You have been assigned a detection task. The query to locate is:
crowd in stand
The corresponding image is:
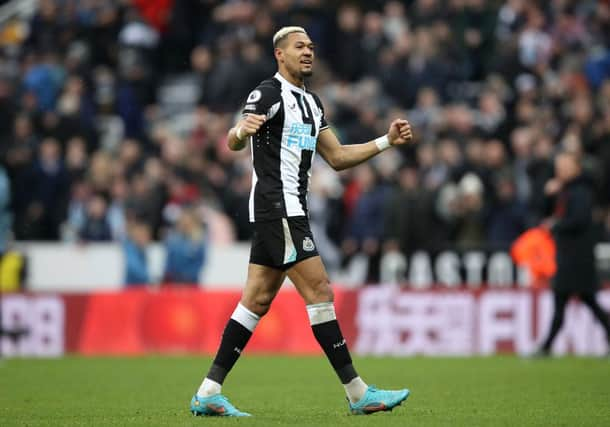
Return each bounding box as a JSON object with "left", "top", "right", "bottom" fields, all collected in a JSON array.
[{"left": 0, "top": 0, "right": 609, "bottom": 282}]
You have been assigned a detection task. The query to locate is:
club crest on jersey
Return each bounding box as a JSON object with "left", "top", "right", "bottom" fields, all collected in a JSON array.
[
  {"left": 247, "top": 90, "right": 262, "bottom": 103},
  {"left": 303, "top": 237, "right": 315, "bottom": 252}
]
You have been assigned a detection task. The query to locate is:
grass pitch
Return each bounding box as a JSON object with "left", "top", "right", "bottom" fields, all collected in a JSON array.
[{"left": 0, "top": 355, "right": 609, "bottom": 426}]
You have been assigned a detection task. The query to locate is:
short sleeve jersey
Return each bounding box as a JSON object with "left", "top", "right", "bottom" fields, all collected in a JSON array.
[{"left": 241, "top": 72, "right": 329, "bottom": 223}]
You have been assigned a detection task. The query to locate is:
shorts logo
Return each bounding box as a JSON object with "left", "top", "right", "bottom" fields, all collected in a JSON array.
[
  {"left": 247, "top": 90, "right": 262, "bottom": 103},
  {"left": 303, "top": 237, "right": 315, "bottom": 252}
]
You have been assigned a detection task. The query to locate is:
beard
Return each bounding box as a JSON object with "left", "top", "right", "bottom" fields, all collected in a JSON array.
[{"left": 301, "top": 68, "right": 313, "bottom": 77}]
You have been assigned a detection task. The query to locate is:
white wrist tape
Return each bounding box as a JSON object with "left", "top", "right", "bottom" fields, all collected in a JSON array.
[
  {"left": 236, "top": 126, "right": 245, "bottom": 141},
  {"left": 374, "top": 134, "right": 391, "bottom": 152}
]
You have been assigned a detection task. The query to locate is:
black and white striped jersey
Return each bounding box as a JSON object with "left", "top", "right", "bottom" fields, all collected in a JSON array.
[{"left": 242, "top": 72, "right": 329, "bottom": 223}]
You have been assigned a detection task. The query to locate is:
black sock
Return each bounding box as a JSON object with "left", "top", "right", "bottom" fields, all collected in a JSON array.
[
  {"left": 206, "top": 319, "right": 252, "bottom": 384},
  {"left": 542, "top": 291, "right": 569, "bottom": 351},
  {"left": 311, "top": 319, "right": 358, "bottom": 384}
]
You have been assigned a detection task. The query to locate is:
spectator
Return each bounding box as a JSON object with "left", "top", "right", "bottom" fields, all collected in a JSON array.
[
  {"left": 331, "top": 4, "right": 363, "bottom": 81},
  {"left": 79, "top": 193, "right": 112, "bottom": 242},
  {"left": 18, "top": 138, "right": 68, "bottom": 240},
  {"left": 125, "top": 171, "right": 165, "bottom": 238},
  {"left": 62, "top": 179, "right": 90, "bottom": 242},
  {"left": 107, "top": 177, "right": 128, "bottom": 240},
  {"left": 510, "top": 127, "right": 533, "bottom": 203},
  {"left": 65, "top": 136, "right": 88, "bottom": 187},
  {"left": 22, "top": 52, "right": 65, "bottom": 112},
  {"left": 360, "top": 11, "right": 390, "bottom": 77},
  {"left": 383, "top": 164, "right": 444, "bottom": 256},
  {"left": 163, "top": 208, "right": 206, "bottom": 284},
  {"left": 454, "top": 172, "right": 486, "bottom": 250},
  {"left": 407, "top": 87, "right": 443, "bottom": 142},
  {"left": 191, "top": 45, "right": 223, "bottom": 108},
  {"left": 486, "top": 174, "right": 528, "bottom": 249},
  {"left": 518, "top": 6, "right": 552, "bottom": 70},
  {"left": 342, "top": 163, "right": 388, "bottom": 281},
  {"left": 123, "top": 220, "right": 151, "bottom": 286}
]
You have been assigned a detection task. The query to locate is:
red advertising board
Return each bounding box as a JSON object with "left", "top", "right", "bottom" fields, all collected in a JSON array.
[{"left": 1, "top": 287, "right": 609, "bottom": 357}]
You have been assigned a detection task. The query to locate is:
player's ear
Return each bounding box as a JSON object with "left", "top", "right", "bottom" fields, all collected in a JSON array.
[{"left": 274, "top": 47, "right": 284, "bottom": 63}]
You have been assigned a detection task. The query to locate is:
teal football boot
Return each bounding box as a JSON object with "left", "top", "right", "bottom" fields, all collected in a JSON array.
[
  {"left": 190, "top": 394, "right": 251, "bottom": 417},
  {"left": 348, "top": 386, "right": 410, "bottom": 415}
]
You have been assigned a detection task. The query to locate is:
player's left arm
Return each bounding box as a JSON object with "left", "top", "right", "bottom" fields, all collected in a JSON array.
[{"left": 316, "top": 119, "right": 414, "bottom": 171}]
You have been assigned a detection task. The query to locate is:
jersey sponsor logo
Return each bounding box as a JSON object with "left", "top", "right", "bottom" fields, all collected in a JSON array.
[
  {"left": 303, "top": 236, "right": 315, "bottom": 252},
  {"left": 247, "top": 90, "right": 262, "bottom": 103},
  {"left": 244, "top": 104, "right": 256, "bottom": 111},
  {"left": 286, "top": 123, "right": 316, "bottom": 151}
]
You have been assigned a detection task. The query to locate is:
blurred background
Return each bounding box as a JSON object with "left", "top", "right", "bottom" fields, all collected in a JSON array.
[{"left": 1, "top": 0, "right": 610, "bottom": 357}]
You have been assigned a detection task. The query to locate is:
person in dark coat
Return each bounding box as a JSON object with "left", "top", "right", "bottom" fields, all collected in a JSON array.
[
  {"left": 78, "top": 193, "right": 112, "bottom": 242},
  {"left": 383, "top": 164, "right": 445, "bottom": 256},
  {"left": 537, "top": 152, "right": 610, "bottom": 355}
]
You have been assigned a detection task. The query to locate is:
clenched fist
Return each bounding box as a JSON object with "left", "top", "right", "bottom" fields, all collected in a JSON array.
[
  {"left": 388, "top": 119, "right": 414, "bottom": 146},
  {"left": 237, "top": 114, "right": 266, "bottom": 140}
]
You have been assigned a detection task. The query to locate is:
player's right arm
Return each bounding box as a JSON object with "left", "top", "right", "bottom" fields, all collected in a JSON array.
[
  {"left": 227, "top": 83, "right": 281, "bottom": 151},
  {"left": 228, "top": 114, "right": 266, "bottom": 151}
]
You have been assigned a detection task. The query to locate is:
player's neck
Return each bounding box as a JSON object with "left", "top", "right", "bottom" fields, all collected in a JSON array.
[{"left": 278, "top": 69, "right": 304, "bottom": 89}]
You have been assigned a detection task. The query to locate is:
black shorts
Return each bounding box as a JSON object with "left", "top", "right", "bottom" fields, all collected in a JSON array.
[{"left": 249, "top": 216, "right": 319, "bottom": 271}]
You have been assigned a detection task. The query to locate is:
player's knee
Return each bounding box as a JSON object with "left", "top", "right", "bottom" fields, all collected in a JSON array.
[
  {"left": 242, "top": 292, "right": 275, "bottom": 317},
  {"left": 255, "top": 292, "right": 275, "bottom": 315}
]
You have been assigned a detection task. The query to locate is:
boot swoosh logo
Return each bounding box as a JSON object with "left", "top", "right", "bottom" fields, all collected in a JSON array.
[
  {"left": 363, "top": 403, "right": 387, "bottom": 412},
  {"left": 207, "top": 404, "right": 227, "bottom": 414}
]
